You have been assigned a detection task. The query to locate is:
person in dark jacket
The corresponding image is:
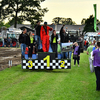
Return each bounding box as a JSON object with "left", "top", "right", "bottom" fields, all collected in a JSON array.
[
  {"left": 60, "top": 25, "right": 66, "bottom": 43},
  {"left": 19, "top": 28, "right": 27, "bottom": 59},
  {"left": 34, "top": 21, "right": 41, "bottom": 50},
  {"left": 73, "top": 42, "right": 80, "bottom": 67},
  {"left": 27, "top": 31, "right": 37, "bottom": 59},
  {"left": 60, "top": 25, "right": 69, "bottom": 59},
  {"left": 51, "top": 30, "right": 58, "bottom": 58}
]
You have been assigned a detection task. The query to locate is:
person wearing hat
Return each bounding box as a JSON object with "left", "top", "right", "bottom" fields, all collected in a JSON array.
[
  {"left": 40, "top": 22, "right": 53, "bottom": 52},
  {"left": 93, "top": 42, "right": 100, "bottom": 91},
  {"left": 34, "top": 21, "right": 41, "bottom": 50}
]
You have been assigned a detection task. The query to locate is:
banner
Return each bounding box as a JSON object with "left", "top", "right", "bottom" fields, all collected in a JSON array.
[{"left": 93, "top": 4, "right": 97, "bottom": 32}]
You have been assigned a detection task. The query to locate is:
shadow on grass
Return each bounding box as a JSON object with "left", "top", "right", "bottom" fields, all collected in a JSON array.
[
  {"left": 21, "top": 69, "right": 71, "bottom": 73},
  {"left": 13, "top": 64, "right": 71, "bottom": 73}
]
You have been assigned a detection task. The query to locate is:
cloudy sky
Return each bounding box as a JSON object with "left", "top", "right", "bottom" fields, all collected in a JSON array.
[{"left": 41, "top": 0, "right": 100, "bottom": 25}]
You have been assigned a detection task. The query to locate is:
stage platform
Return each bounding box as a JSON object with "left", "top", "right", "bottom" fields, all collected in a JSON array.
[{"left": 22, "top": 52, "right": 71, "bottom": 70}]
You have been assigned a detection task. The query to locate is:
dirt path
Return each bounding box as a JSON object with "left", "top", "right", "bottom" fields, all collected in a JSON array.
[{"left": 0, "top": 48, "right": 21, "bottom": 71}]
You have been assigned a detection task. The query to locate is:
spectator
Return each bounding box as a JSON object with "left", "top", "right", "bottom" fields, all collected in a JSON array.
[
  {"left": 7, "top": 37, "right": 11, "bottom": 47},
  {"left": 27, "top": 31, "right": 37, "bottom": 59},
  {"left": 89, "top": 41, "right": 92, "bottom": 45},
  {"left": 84, "top": 39, "right": 87, "bottom": 50},
  {"left": 34, "top": 21, "right": 41, "bottom": 50},
  {"left": 4, "top": 37, "right": 7, "bottom": 47},
  {"left": 93, "top": 42, "right": 100, "bottom": 91},
  {"left": 19, "top": 28, "right": 27, "bottom": 59},
  {"left": 92, "top": 43, "right": 97, "bottom": 51},
  {"left": 40, "top": 22, "right": 53, "bottom": 52},
  {"left": 87, "top": 42, "right": 95, "bottom": 72},
  {"left": 51, "top": 30, "right": 58, "bottom": 58},
  {"left": 73, "top": 42, "right": 80, "bottom": 67},
  {"left": 86, "top": 40, "right": 89, "bottom": 49}
]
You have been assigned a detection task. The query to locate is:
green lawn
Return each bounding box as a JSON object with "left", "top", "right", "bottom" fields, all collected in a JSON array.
[{"left": 0, "top": 52, "right": 100, "bottom": 100}]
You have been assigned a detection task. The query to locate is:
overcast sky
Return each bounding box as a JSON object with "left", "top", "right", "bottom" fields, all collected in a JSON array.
[{"left": 41, "top": 0, "right": 100, "bottom": 25}]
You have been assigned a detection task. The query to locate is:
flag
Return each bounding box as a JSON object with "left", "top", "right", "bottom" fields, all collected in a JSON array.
[{"left": 93, "top": 4, "right": 97, "bottom": 32}]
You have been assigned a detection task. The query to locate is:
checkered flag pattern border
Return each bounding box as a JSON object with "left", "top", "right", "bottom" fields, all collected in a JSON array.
[{"left": 22, "top": 59, "right": 71, "bottom": 69}]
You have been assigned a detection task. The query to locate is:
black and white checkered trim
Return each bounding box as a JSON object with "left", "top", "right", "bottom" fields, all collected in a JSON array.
[{"left": 22, "top": 59, "right": 71, "bottom": 69}]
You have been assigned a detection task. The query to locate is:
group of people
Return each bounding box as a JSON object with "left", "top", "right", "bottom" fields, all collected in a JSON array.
[
  {"left": 87, "top": 41, "right": 100, "bottom": 91},
  {"left": 4, "top": 37, "right": 11, "bottom": 47},
  {"left": 19, "top": 21, "right": 72, "bottom": 59},
  {"left": 19, "top": 21, "right": 81, "bottom": 67},
  {"left": 19, "top": 21, "right": 100, "bottom": 91}
]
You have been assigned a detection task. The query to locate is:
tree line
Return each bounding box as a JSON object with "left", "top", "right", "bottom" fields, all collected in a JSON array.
[
  {"left": 0, "top": 0, "right": 100, "bottom": 33},
  {"left": 0, "top": 0, "right": 48, "bottom": 28}
]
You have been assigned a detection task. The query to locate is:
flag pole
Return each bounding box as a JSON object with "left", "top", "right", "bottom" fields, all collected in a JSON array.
[{"left": 93, "top": 4, "right": 97, "bottom": 32}]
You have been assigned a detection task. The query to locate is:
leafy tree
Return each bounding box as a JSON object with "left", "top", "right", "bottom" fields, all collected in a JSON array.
[
  {"left": 81, "top": 18, "right": 86, "bottom": 25},
  {"left": 4, "top": 23, "right": 10, "bottom": 28},
  {"left": 97, "top": 19, "right": 100, "bottom": 25},
  {"left": 8, "top": 18, "right": 23, "bottom": 26},
  {"left": 83, "top": 15, "right": 99, "bottom": 34},
  {"left": 52, "top": 17, "right": 62, "bottom": 24},
  {"left": 0, "top": 22, "right": 4, "bottom": 28},
  {"left": 0, "top": 0, "right": 48, "bottom": 28},
  {"left": 52, "top": 17, "right": 76, "bottom": 25},
  {"left": 0, "top": 21, "right": 10, "bottom": 28}
]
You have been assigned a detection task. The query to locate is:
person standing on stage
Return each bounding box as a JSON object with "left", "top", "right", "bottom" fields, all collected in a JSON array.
[
  {"left": 51, "top": 30, "right": 58, "bottom": 57},
  {"left": 40, "top": 22, "right": 53, "bottom": 52},
  {"left": 27, "top": 31, "right": 36, "bottom": 59},
  {"left": 93, "top": 42, "right": 100, "bottom": 91},
  {"left": 73, "top": 42, "right": 80, "bottom": 67},
  {"left": 60, "top": 25, "right": 66, "bottom": 43},
  {"left": 60, "top": 25, "right": 68, "bottom": 58},
  {"left": 19, "top": 28, "right": 27, "bottom": 59},
  {"left": 34, "top": 21, "right": 41, "bottom": 50}
]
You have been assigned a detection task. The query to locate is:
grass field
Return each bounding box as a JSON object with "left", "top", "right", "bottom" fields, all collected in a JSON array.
[{"left": 0, "top": 52, "right": 100, "bottom": 100}]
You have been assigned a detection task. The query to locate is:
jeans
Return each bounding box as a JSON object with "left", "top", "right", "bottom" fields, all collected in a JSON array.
[
  {"left": 69, "top": 51, "right": 72, "bottom": 59},
  {"left": 51, "top": 43, "right": 57, "bottom": 57},
  {"left": 35, "top": 35, "right": 42, "bottom": 49},
  {"left": 62, "top": 52, "right": 68, "bottom": 59},
  {"left": 94, "top": 67, "right": 100, "bottom": 90},
  {"left": 28, "top": 44, "right": 33, "bottom": 58},
  {"left": 21, "top": 43, "right": 26, "bottom": 56},
  {"left": 74, "top": 59, "right": 79, "bottom": 65}
]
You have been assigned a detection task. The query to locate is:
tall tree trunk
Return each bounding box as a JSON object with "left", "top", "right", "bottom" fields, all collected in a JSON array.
[
  {"left": 14, "top": 12, "right": 17, "bottom": 28},
  {"left": 14, "top": 3, "right": 18, "bottom": 28}
]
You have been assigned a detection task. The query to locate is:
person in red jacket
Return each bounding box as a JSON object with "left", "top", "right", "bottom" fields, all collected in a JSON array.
[{"left": 40, "top": 22, "right": 53, "bottom": 52}]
